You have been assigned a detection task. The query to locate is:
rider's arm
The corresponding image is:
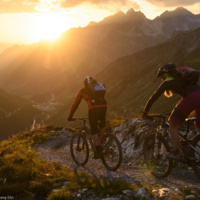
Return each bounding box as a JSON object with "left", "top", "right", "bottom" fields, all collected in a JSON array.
[
  {"left": 68, "top": 90, "right": 83, "bottom": 119},
  {"left": 143, "top": 81, "right": 171, "bottom": 113}
]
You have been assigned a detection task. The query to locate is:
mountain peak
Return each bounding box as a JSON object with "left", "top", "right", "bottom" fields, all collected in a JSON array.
[
  {"left": 100, "top": 11, "right": 125, "bottom": 25},
  {"left": 174, "top": 7, "right": 193, "bottom": 15},
  {"left": 126, "top": 8, "right": 136, "bottom": 15},
  {"left": 99, "top": 9, "right": 147, "bottom": 25},
  {"left": 159, "top": 7, "right": 193, "bottom": 18},
  {"left": 125, "top": 8, "right": 147, "bottom": 20}
]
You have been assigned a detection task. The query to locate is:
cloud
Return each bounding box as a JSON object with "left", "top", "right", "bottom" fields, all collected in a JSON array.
[
  {"left": 145, "top": 0, "right": 200, "bottom": 7},
  {"left": 60, "top": 0, "right": 135, "bottom": 8},
  {"left": 0, "top": 0, "right": 39, "bottom": 13},
  {"left": 0, "top": 0, "right": 139, "bottom": 13}
]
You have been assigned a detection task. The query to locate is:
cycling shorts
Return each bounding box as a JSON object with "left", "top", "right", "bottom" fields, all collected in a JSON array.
[
  {"left": 170, "top": 90, "right": 200, "bottom": 128},
  {"left": 89, "top": 106, "right": 107, "bottom": 135}
]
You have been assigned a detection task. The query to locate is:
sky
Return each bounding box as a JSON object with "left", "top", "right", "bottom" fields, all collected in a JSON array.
[{"left": 0, "top": 0, "right": 200, "bottom": 47}]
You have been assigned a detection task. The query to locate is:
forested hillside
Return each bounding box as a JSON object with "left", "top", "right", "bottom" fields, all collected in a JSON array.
[
  {"left": 0, "top": 89, "right": 41, "bottom": 140},
  {"left": 0, "top": 7, "right": 200, "bottom": 134}
]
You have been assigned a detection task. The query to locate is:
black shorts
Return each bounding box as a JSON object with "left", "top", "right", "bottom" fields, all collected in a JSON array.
[{"left": 88, "top": 106, "right": 107, "bottom": 135}]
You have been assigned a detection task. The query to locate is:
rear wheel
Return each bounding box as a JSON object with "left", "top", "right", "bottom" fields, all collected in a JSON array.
[
  {"left": 190, "top": 134, "right": 200, "bottom": 180},
  {"left": 143, "top": 132, "right": 173, "bottom": 178},
  {"left": 70, "top": 132, "right": 89, "bottom": 166},
  {"left": 101, "top": 133, "right": 122, "bottom": 171}
]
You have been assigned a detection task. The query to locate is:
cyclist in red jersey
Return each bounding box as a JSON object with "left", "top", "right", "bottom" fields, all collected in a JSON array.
[
  {"left": 68, "top": 76, "right": 107, "bottom": 159},
  {"left": 142, "top": 64, "right": 200, "bottom": 161}
]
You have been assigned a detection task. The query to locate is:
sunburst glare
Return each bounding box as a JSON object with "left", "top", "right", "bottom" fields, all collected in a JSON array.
[{"left": 30, "top": 13, "right": 71, "bottom": 42}]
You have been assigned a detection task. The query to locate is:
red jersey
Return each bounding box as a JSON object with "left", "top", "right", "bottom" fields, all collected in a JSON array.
[{"left": 68, "top": 87, "right": 107, "bottom": 118}]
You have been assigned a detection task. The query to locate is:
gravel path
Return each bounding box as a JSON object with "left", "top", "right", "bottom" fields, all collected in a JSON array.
[{"left": 34, "top": 137, "right": 200, "bottom": 193}]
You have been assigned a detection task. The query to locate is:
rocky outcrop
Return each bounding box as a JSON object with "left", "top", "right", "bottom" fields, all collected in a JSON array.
[{"left": 112, "top": 118, "right": 155, "bottom": 160}]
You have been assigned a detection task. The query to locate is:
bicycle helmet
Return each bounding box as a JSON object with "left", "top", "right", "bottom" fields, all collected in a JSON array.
[
  {"left": 84, "top": 76, "right": 96, "bottom": 87},
  {"left": 156, "top": 64, "right": 176, "bottom": 77}
]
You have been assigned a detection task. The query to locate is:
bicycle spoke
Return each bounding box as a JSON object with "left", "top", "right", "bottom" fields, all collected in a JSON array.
[
  {"left": 70, "top": 133, "right": 89, "bottom": 166},
  {"left": 101, "top": 133, "right": 122, "bottom": 171},
  {"left": 143, "top": 133, "right": 172, "bottom": 178},
  {"left": 190, "top": 134, "right": 200, "bottom": 180}
]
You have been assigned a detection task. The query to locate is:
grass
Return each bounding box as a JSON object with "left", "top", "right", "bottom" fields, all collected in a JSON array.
[
  {"left": 0, "top": 130, "right": 67, "bottom": 200},
  {"left": 0, "top": 125, "right": 199, "bottom": 200},
  {"left": 0, "top": 128, "right": 138, "bottom": 200},
  {"left": 47, "top": 172, "right": 138, "bottom": 200}
]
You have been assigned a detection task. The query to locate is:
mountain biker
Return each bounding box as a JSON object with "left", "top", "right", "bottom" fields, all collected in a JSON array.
[
  {"left": 68, "top": 76, "right": 107, "bottom": 159},
  {"left": 142, "top": 64, "right": 200, "bottom": 160}
]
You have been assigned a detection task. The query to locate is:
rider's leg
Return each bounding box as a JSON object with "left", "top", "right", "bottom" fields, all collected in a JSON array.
[
  {"left": 92, "top": 134, "right": 100, "bottom": 146},
  {"left": 89, "top": 108, "right": 101, "bottom": 149},
  {"left": 166, "top": 120, "right": 182, "bottom": 160},
  {"left": 100, "top": 127, "right": 105, "bottom": 140},
  {"left": 169, "top": 120, "right": 180, "bottom": 152},
  {"left": 167, "top": 102, "right": 186, "bottom": 160},
  {"left": 195, "top": 108, "right": 200, "bottom": 134},
  {"left": 99, "top": 107, "right": 107, "bottom": 140}
]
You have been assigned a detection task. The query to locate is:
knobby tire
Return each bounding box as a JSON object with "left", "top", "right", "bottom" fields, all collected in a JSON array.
[
  {"left": 190, "top": 134, "right": 200, "bottom": 180},
  {"left": 70, "top": 132, "right": 89, "bottom": 166},
  {"left": 143, "top": 132, "right": 173, "bottom": 178},
  {"left": 101, "top": 133, "right": 122, "bottom": 171}
]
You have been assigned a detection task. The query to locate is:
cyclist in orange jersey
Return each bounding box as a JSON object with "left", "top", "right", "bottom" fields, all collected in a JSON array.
[{"left": 68, "top": 76, "right": 107, "bottom": 159}]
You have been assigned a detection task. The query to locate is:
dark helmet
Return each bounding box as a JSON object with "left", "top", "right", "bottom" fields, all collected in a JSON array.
[
  {"left": 156, "top": 64, "right": 176, "bottom": 77},
  {"left": 84, "top": 76, "right": 91, "bottom": 87},
  {"left": 84, "top": 76, "right": 96, "bottom": 87}
]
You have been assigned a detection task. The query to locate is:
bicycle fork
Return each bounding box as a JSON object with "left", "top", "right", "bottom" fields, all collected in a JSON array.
[
  {"left": 76, "top": 134, "right": 84, "bottom": 152},
  {"left": 153, "top": 133, "right": 165, "bottom": 157},
  {"left": 154, "top": 134, "right": 159, "bottom": 157}
]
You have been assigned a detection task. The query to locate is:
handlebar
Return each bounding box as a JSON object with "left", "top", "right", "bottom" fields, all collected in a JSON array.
[{"left": 146, "top": 112, "right": 171, "bottom": 120}]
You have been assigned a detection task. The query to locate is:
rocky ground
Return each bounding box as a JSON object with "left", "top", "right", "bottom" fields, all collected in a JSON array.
[{"left": 34, "top": 118, "right": 200, "bottom": 199}]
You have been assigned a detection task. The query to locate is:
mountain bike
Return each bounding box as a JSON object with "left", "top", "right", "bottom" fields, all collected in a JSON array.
[
  {"left": 143, "top": 112, "right": 200, "bottom": 180},
  {"left": 70, "top": 117, "right": 122, "bottom": 171}
]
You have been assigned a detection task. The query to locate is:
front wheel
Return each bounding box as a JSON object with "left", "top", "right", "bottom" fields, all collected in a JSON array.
[
  {"left": 70, "top": 132, "right": 89, "bottom": 166},
  {"left": 190, "top": 134, "right": 200, "bottom": 180},
  {"left": 143, "top": 132, "right": 173, "bottom": 178},
  {"left": 101, "top": 133, "right": 122, "bottom": 171}
]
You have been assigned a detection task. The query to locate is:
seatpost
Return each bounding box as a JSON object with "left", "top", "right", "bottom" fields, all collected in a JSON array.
[
  {"left": 161, "top": 115, "right": 166, "bottom": 127},
  {"left": 186, "top": 120, "right": 190, "bottom": 134}
]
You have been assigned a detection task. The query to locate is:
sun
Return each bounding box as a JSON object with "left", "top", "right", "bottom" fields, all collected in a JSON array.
[{"left": 30, "top": 13, "right": 70, "bottom": 42}]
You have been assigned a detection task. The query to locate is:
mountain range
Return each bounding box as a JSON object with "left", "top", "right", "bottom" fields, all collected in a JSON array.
[
  {"left": 0, "top": 7, "right": 200, "bottom": 137},
  {"left": 0, "top": 89, "right": 40, "bottom": 140},
  {"left": 0, "top": 7, "right": 200, "bottom": 96}
]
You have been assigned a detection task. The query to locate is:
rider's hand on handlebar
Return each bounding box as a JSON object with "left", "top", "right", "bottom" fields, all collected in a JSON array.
[{"left": 142, "top": 111, "right": 148, "bottom": 119}]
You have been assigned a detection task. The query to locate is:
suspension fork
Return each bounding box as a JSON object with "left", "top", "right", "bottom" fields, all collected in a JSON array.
[
  {"left": 77, "top": 128, "right": 87, "bottom": 151},
  {"left": 154, "top": 133, "right": 159, "bottom": 156},
  {"left": 76, "top": 132, "right": 84, "bottom": 151},
  {"left": 153, "top": 132, "right": 166, "bottom": 156}
]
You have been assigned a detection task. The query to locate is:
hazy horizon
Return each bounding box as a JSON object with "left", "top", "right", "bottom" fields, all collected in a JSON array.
[{"left": 0, "top": 0, "right": 199, "bottom": 47}]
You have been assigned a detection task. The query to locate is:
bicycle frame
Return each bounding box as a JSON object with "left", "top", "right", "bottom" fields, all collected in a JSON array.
[
  {"left": 149, "top": 113, "right": 200, "bottom": 159},
  {"left": 178, "top": 118, "right": 200, "bottom": 157},
  {"left": 76, "top": 118, "right": 96, "bottom": 153}
]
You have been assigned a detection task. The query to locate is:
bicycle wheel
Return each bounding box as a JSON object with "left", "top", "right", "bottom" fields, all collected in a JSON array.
[
  {"left": 190, "top": 134, "right": 200, "bottom": 180},
  {"left": 101, "top": 133, "right": 122, "bottom": 171},
  {"left": 70, "top": 132, "right": 89, "bottom": 166},
  {"left": 143, "top": 132, "right": 173, "bottom": 178}
]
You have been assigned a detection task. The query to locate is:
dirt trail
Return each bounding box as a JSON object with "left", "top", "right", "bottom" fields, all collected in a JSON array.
[{"left": 34, "top": 138, "right": 200, "bottom": 193}]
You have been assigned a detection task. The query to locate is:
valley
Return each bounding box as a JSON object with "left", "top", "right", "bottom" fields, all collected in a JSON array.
[{"left": 0, "top": 7, "right": 200, "bottom": 139}]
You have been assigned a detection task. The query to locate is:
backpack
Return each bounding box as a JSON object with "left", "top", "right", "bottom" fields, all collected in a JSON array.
[
  {"left": 176, "top": 67, "right": 199, "bottom": 84},
  {"left": 87, "top": 77, "right": 106, "bottom": 98}
]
